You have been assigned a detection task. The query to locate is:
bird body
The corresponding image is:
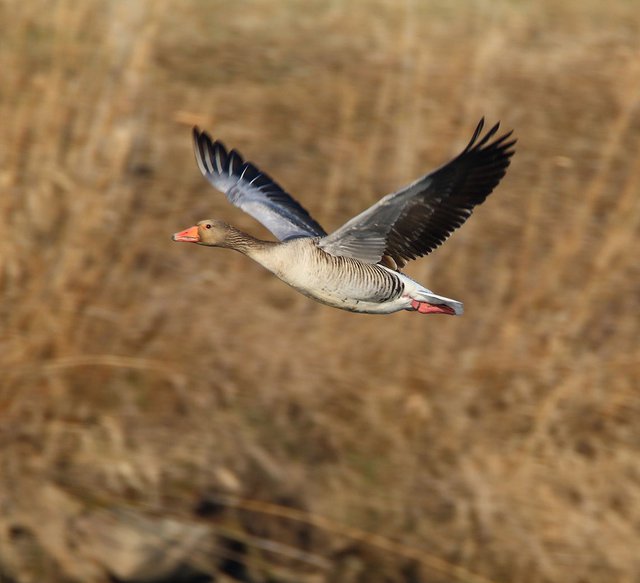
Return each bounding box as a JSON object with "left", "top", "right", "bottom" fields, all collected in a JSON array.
[
  {"left": 249, "top": 237, "right": 405, "bottom": 313},
  {"left": 173, "top": 119, "right": 515, "bottom": 315},
  {"left": 199, "top": 231, "right": 462, "bottom": 314}
]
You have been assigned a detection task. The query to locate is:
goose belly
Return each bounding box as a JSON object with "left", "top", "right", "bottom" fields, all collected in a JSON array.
[
  {"left": 300, "top": 288, "right": 409, "bottom": 313},
  {"left": 272, "top": 256, "right": 408, "bottom": 313}
]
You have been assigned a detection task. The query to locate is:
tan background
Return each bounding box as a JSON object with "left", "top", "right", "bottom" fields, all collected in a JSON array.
[{"left": 1, "top": 0, "right": 639, "bottom": 581}]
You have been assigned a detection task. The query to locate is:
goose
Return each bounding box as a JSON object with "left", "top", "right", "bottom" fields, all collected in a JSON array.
[{"left": 173, "top": 119, "right": 515, "bottom": 315}]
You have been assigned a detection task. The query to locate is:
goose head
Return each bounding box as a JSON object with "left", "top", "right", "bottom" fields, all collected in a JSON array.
[{"left": 172, "top": 219, "right": 237, "bottom": 247}]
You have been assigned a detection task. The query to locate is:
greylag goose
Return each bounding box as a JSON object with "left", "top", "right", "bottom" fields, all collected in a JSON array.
[{"left": 173, "top": 119, "right": 515, "bottom": 315}]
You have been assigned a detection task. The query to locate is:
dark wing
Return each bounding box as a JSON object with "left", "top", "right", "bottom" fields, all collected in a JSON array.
[
  {"left": 318, "top": 119, "right": 516, "bottom": 267},
  {"left": 193, "top": 128, "right": 327, "bottom": 241}
]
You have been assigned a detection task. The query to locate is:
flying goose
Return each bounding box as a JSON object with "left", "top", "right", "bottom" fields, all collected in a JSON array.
[{"left": 173, "top": 119, "right": 515, "bottom": 315}]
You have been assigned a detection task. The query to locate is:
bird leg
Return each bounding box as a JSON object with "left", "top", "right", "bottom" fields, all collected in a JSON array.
[{"left": 410, "top": 300, "right": 456, "bottom": 315}]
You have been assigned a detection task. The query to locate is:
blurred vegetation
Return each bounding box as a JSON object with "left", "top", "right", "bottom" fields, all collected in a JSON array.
[{"left": 1, "top": 0, "right": 639, "bottom": 581}]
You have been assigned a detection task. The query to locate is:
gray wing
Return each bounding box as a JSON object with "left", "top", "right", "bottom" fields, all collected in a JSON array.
[
  {"left": 193, "top": 128, "right": 327, "bottom": 241},
  {"left": 318, "top": 119, "right": 516, "bottom": 267}
]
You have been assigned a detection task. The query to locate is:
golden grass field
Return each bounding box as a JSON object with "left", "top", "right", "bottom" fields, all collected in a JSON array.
[{"left": 1, "top": 0, "right": 639, "bottom": 581}]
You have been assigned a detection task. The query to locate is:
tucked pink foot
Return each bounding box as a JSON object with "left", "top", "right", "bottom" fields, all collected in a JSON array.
[{"left": 410, "top": 299, "right": 456, "bottom": 315}]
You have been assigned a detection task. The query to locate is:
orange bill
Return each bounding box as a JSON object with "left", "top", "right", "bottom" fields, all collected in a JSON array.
[{"left": 172, "top": 225, "right": 200, "bottom": 243}]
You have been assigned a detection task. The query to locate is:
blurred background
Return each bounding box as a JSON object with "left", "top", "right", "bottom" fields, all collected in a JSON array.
[{"left": 1, "top": 0, "right": 639, "bottom": 581}]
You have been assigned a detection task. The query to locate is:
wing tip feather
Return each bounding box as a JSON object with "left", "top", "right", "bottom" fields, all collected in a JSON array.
[{"left": 466, "top": 118, "right": 517, "bottom": 157}]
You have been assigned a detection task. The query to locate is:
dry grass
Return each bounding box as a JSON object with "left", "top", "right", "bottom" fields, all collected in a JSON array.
[{"left": 1, "top": 0, "right": 640, "bottom": 581}]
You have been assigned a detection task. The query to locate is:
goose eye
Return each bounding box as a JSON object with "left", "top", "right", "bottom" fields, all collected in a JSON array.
[{"left": 205, "top": 224, "right": 212, "bottom": 229}]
